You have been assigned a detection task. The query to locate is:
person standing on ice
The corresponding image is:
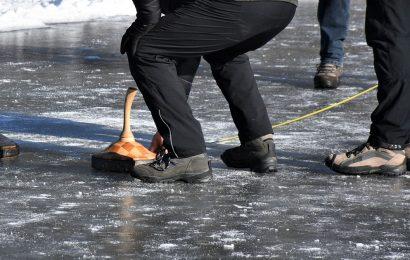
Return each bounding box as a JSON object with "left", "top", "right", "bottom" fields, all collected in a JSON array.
[
  {"left": 314, "top": 0, "right": 350, "bottom": 89},
  {"left": 0, "top": 134, "right": 19, "bottom": 158},
  {"left": 121, "top": 0, "right": 297, "bottom": 183},
  {"left": 326, "top": 0, "right": 410, "bottom": 176}
]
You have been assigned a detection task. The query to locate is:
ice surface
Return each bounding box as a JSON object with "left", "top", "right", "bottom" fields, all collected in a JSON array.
[{"left": 0, "top": 0, "right": 409, "bottom": 258}]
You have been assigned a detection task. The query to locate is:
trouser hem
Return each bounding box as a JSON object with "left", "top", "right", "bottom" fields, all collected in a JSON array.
[
  {"left": 367, "top": 135, "right": 405, "bottom": 150},
  {"left": 320, "top": 58, "right": 343, "bottom": 67}
]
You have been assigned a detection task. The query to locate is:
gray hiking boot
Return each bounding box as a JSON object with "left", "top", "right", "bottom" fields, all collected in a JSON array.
[
  {"left": 0, "top": 134, "right": 19, "bottom": 158},
  {"left": 221, "top": 134, "right": 277, "bottom": 174},
  {"left": 406, "top": 144, "right": 410, "bottom": 171},
  {"left": 325, "top": 143, "right": 407, "bottom": 176},
  {"left": 314, "top": 63, "right": 343, "bottom": 89},
  {"left": 131, "top": 151, "right": 212, "bottom": 183}
]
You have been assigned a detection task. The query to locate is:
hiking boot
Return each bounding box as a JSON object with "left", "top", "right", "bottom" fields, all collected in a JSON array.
[
  {"left": 314, "top": 63, "right": 343, "bottom": 89},
  {"left": 131, "top": 151, "right": 212, "bottom": 183},
  {"left": 0, "top": 134, "right": 19, "bottom": 158},
  {"left": 325, "top": 143, "right": 407, "bottom": 176},
  {"left": 406, "top": 144, "right": 410, "bottom": 171},
  {"left": 221, "top": 135, "right": 277, "bottom": 173}
]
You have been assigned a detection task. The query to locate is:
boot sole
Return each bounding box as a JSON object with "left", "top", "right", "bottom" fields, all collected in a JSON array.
[
  {"left": 134, "top": 169, "right": 213, "bottom": 184},
  {"left": 92, "top": 156, "right": 134, "bottom": 173},
  {"left": 325, "top": 158, "right": 407, "bottom": 177},
  {"left": 91, "top": 152, "right": 154, "bottom": 173},
  {"left": 314, "top": 76, "right": 339, "bottom": 89}
]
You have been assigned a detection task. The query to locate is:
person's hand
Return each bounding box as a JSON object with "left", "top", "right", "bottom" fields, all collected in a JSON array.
[
  {"left": 149, "top": 131, "right": 166, "bottom": 153},
  {"left": 120, "top": 21, "right": 155, "bottom": 56}
]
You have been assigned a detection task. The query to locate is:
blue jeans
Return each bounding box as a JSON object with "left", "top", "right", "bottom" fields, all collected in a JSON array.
[{"left": 318, "top": 0, "right": 350, "bottom": 66}]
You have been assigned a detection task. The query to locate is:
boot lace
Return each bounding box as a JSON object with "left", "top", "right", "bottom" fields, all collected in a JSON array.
[
  {"left": 346, "top": 143, "right": 371, "bottom": 158},
  {"left": 149, "top": 148, "right": 175, "bottom": 171}
]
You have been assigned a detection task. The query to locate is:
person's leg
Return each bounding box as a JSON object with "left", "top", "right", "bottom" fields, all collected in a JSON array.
[
  {"left": 0, "top": 134, "right": 19, "bottom": 158},
  {"left": 206, "top": 54, "right": 272, "bottom": 143},
  {"left": 129, "top": 1, "right": 296, "bottom": 180},
  {"left": 317, "top": 0, "right": 350, "bottom": 66},
  {"left": 315, "top": 0, "right": 350, "bottom": 89},
  {"left": 201, "top": 11, "right": 294, "bottom": 173},
  {"left": 129, "top": 53, "right": 205, "bottom": 158},
  {"left": 203, "top": 21, "right": 293, "bottom": 143},
  {"left": 175, "top": 57, "right": 200, "bottom": 97},
  {"left": 159, "top": 0, "right": 201, "bottom": 97},
  {"left": 149, "top": 2, "right": 294, "bottom": 152},
  {"left": 204, "top": 53, "right": 277, "bottom": 173},
  {"left": 366, "top": 0, "right": 410, "bottom": 150},
  {"left": 148, "top": 57, "right": 201, "bottom": 153},
  {"left": 148, "top": 0, "right": 202, "bottom": 154},
  {"left": 325, "top": 0, "right": 410, "bottom": 176},
  {"left": 134, "top": 0, "right": 295, "bottom": 156},
  {"left": 128, "top": 53, "right": 211, "bottom": 182}
]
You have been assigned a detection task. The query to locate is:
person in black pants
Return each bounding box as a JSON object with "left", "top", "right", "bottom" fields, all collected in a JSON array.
[
  {"left": 326, "top": 0, "right": 410, "bottom": 176},
  {"left": 121, "top": 0, "right": 297, "bottom": 182}
]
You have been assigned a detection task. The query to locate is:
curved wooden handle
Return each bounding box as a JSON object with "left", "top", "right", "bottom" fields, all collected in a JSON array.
[{"left": 120, "top": 87, "right": 137, "bottom": 142}]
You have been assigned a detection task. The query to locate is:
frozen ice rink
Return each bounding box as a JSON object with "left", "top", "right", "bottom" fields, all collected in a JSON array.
[{"left": 1, "top": 0, "right": 409, "bottom": 258}]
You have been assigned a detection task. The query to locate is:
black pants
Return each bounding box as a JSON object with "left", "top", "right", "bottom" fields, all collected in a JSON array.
[
  {"left": 128, "top": 0, "right": 296, "bottom": 157},
  {"left": 366, "top": 0, "right": 410, "bottom": 149}
]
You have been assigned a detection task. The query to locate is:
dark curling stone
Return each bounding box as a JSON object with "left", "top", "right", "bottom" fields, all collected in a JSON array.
[
  {"left": 92, "top": 152, "right": 135, "bottom": 173},
  {"left": 0, "top": 134, "right": 20, "bottom": 158},
  {"left": 91, "top": 139, "right": 156, "bottom": 173}
]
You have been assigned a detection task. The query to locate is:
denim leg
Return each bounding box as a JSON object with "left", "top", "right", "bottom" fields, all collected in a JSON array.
[{"left": 317, "top": 0, "right": 350, "bottom": 66}]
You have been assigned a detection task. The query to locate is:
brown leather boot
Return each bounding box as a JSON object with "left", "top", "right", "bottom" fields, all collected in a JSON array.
[
  {"left": 314, "top": 63, "right": 343, "bottom": 89},
  {"left": 0, "top": 134, "right": 19, "bottom": 158}
]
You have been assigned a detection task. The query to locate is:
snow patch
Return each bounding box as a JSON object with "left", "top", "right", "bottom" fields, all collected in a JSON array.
[
  {"left": 8, "top": 214, "right": 51, "bottom": 227},
  {"left": 58, "top": 202, "right": 80, "bottom": 209},
  {"left": 158, "top": 243, "right": 178, "bottom": 250},
  {"left": 0, "top": 0, "right": 317, "bottom": 32},
  {"left": 89, "top": 225, "right": 105, "bottom": 233},
  {"left": 0, "top": 0, "right": 135, "bottom": 32}
]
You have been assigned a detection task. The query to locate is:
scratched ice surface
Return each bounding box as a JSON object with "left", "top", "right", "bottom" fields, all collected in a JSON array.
[{"left": 0, "top": 1, "right": 409, "bottom": 258}]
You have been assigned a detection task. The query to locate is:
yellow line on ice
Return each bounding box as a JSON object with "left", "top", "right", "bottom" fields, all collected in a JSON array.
[{"left": 216, "top": 84, "right": 379, "bottom": 144}]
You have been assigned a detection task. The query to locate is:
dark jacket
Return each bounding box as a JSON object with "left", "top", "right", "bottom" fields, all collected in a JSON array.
[{"left": 133, "top": 0, "right": 298, "bottom": 25}]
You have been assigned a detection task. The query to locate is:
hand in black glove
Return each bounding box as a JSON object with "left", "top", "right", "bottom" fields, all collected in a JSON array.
[{"left": 120, "top": 20, "right": 156, "bottom": 56}]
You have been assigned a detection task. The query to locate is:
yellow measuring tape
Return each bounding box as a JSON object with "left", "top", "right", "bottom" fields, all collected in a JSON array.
[{"left": 216, "top": 84, "right": 379, "bottom": 144}]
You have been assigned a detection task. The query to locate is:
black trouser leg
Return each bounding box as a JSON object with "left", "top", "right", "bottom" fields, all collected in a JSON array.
[
  {"left": 175, "top": 57, "right": 201, "bottom": 97},
  {"left": 366, "top": 0, "right": 410, "bottom": 149},
  {"left": 203, "top": 24, "right": 293, "bottom": 143},
  {"left": 204, "top": 54, "right": 273, "bottom": 144},
  {"left": 128, "top": 54, "right": 206, "bottom": 158},
  {"left": 129, "top": 0, "right": 296, "bottom": 157},
  {"left": 161, "top": 1, "right": 201, "bottom": 98}
]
